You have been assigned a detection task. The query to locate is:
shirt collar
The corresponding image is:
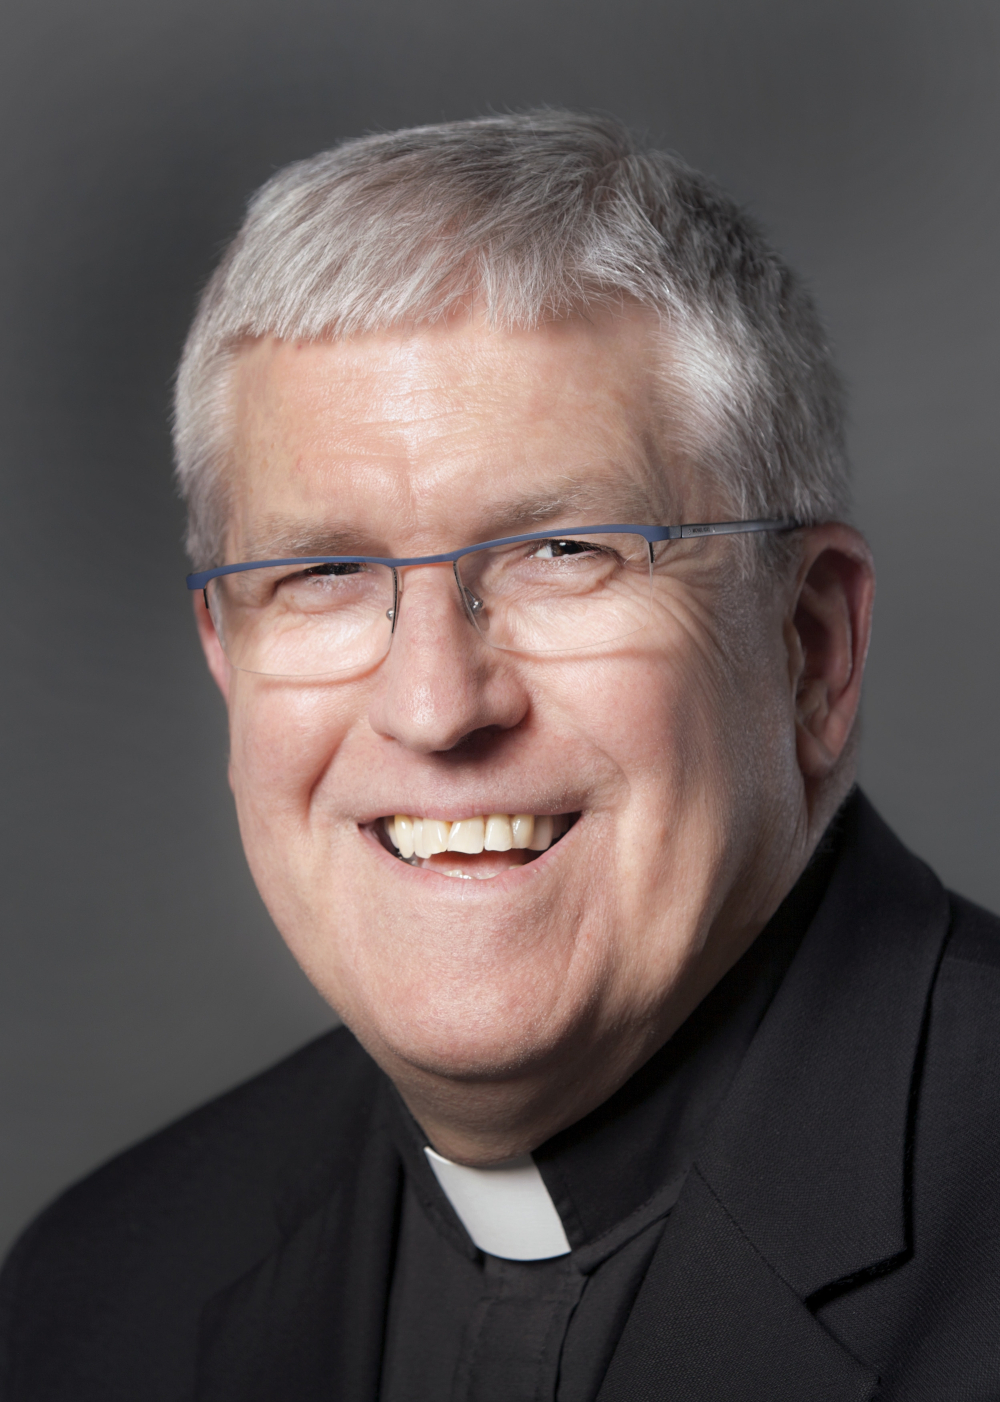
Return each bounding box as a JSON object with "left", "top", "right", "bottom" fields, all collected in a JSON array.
[{"left": 423, "top": 1147, "right": 571, "bottom": 1259}]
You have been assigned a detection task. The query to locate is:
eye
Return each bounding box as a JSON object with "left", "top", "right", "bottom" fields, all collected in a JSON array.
[
  {"left": 275, "top": 561, "right": 368, "bottom": 592},
  {"left": 529, "top": 538, "right": 604, "bottom": 560},
  {"left": 300, "top": 562, "right": 366, "bottom": 578},
  {"left": 270, "top": 560, "right": 388, "bottom": 613}
]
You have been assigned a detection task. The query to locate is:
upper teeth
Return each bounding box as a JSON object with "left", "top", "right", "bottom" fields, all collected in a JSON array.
[{"left": 386, "top": 813, "right": 561, "bottom": 859}]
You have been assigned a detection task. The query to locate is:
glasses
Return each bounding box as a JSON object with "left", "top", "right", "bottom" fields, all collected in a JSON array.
[{"left": 186, "top": 519, "right": 796, "bottom": 679}]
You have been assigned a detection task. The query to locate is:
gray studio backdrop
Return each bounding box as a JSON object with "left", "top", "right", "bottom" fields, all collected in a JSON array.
[{"left": 2, "top": 0, "right": 997, "bottom": 1255}]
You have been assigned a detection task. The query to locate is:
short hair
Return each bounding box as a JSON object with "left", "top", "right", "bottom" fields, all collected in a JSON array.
[{"left": 174, "top": 109, "right": 849, "bottom": 569}]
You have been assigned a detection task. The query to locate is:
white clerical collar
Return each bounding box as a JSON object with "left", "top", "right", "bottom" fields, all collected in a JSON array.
[{"left": 425, "top": 1146, "right": 572, "bottom": 1261}]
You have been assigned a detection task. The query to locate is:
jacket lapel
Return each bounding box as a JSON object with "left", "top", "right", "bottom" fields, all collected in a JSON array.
[
  {"left": 598, "top": 794, "right": 950, "bottom": 1401},
  {"left": 598, "top": 1167, "right": 878, "bottom": 1401},
  {"left": 195, "top": 1116, "right": 402, "bottom": 1402}
]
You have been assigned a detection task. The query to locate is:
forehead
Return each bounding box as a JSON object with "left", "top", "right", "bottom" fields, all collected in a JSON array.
[{"left": 227, "top": 309, "right": 691, "bottom": 556}]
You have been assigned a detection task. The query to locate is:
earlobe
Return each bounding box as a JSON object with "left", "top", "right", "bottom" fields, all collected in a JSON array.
[
  {"left": 788, "top": 525, "right": 875, "bottom": 782},
  {"left": 192, "top": 590, "right": 231, "bottom": 702}
]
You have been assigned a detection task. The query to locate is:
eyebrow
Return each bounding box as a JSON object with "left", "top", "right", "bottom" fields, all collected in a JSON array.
[
  {"left": 239, "top": 476, "right": 668, "bottom": 562},
  {"left": 239, "top": 523, "right": 381, "bottom": 560},
  {"left": 484, "top": 477, "right": 666, "bottom": 534}
]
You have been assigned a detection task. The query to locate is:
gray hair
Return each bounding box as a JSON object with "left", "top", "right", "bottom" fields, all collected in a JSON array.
[{"left": 174, "top": 110, "right": 849, "bottom": 569}]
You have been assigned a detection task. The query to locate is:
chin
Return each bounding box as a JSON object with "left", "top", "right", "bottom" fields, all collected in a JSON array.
[{"left": 352, "top": 979, "right": 588, "bottom": 1086}]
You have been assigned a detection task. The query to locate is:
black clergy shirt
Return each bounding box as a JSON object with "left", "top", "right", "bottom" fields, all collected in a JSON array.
[{"left": 378, "top": 828, "right": 840, "bottom": 1402}]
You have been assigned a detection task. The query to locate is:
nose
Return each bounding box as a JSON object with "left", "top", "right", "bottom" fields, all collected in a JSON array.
[{"left": 367, "top": 565, "right": 528, "bottom": 754}]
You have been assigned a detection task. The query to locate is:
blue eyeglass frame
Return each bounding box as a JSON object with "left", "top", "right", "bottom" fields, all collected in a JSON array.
[{"left": 185, "top": 518, "right": 798, "bottom": 592}]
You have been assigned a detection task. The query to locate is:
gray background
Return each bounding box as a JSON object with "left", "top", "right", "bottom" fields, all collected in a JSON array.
[{"left": 1, "top": 0, "right": 997, "bottom": 1256}]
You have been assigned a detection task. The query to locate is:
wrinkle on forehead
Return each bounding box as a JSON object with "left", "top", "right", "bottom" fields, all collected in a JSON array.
[{"left": 227, "top": 310, "right": 693, "bottom": 558}]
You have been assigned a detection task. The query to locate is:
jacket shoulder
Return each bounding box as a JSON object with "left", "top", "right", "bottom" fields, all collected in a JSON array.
[
  {"left": 941, "top": 890, "right": 1000, "bottom": 970},
  {"left": 0, "top": 1025, "right": 384, "bottom": 1401},
  {"left": 923, "top": 890, "right": 1000, "bottom": 1099},
  {"left": 815, "top": 892, "right": 1000, "bottom": 1398}
]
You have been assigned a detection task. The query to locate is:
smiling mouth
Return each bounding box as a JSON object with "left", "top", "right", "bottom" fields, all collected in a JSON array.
[{"left": 377, "top": 812, "right": 578, "bottom": 879}]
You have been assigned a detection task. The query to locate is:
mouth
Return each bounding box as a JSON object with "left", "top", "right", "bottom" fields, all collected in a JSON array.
[{"left": 374, "top": 811, "right": 580, "bottom": 879}]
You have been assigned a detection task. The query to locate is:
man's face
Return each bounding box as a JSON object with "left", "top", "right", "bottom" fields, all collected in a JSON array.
[{"left": 201, "top": 310, "right": 808, "bottom": 1142}]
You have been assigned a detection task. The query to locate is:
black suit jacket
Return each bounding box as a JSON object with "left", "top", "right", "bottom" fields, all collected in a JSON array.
[{"left": 3, "top": 793, "right": 1000, "bottom": 1400}]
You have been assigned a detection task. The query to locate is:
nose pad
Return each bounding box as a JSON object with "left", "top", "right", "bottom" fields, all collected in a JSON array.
[
  {"left": 453, "top": 562, "right": 488, "bottom": 633},
  {"left": 385, "top": 568, "right": 400, "bottom": 631}
]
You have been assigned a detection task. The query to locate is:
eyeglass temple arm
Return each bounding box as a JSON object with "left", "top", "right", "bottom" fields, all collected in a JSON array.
[{"left": 666, "top": 518, "right": 797, "bottom": 540}]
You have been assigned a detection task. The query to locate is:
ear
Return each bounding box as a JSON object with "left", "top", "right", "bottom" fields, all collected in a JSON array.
[
  {"left": 785, "top": 524, "right": 875, "bottom": 782},
  {"left": 192, "top": 589, "right": 232, "bottom": 703}
]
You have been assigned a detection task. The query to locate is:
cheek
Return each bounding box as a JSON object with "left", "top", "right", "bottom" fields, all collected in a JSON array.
[
  {"left": 559, "top": 634, "right": 777, "bottom": 924},
  {"left": 227, "top": 678, "right": 357, "bottom": 831},
  {"left": 541, "top": 648, "right": 732, "bottom": 920},
  {"left": 560, "top": 644, "right": 731, "bottom": 822}
]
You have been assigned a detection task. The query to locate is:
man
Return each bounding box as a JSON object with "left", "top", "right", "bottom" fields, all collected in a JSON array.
[{"left": 2, "top": 110, "right": 999, "bottom": 1401}]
